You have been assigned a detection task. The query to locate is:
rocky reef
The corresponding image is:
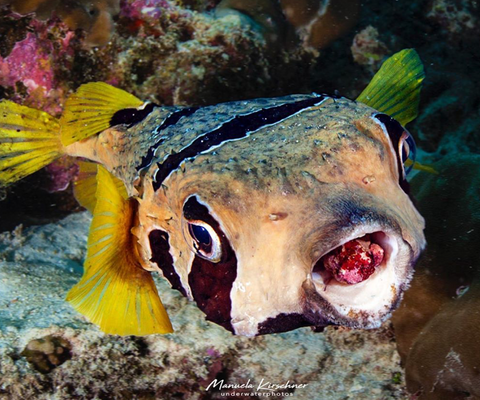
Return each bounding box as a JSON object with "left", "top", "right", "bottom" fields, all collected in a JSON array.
[{"left": 0, "top": 0, "right": 120, "bottom": 46}]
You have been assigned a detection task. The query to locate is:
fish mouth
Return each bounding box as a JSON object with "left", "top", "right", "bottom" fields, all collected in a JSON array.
[{"left": 308, "top": 228, "right": 412, "bottom": 328}]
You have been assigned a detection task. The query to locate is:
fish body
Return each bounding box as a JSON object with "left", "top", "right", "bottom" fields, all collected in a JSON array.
[{"left": 0, "top": 49, "right": 426, "bottom": 336}]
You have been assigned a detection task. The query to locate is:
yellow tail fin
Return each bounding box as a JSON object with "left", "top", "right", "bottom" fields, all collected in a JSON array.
[
  {"left": 0, "top": 101, "right": 63, "bottom": 186},
  {"left": 357, "top": 48, "right": 424, "bottom": 126},
  {"left": 60, "top": 82, "right": 144, "bottom": 146},
  {"left": 67, "top": 165, "right": 173, "bottom": 335}
]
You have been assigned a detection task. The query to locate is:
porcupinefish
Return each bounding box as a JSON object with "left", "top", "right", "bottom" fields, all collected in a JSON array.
[{"left": 0, "top": 49, "right": 426, "bottom": 337}]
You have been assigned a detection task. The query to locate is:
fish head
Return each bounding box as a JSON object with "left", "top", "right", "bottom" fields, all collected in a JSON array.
[{"left": 136, "top": 98, "right": 425, "bottom": 336}]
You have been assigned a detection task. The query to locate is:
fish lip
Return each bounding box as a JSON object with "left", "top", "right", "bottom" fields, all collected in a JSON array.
[{"left": 305, "top": 224, "right": 415, "bottom": 328}]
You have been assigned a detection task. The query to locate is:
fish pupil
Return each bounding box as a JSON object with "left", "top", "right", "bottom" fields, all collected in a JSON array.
[{"left": 189, "top": 224, "right": 212, "bottom": 250}]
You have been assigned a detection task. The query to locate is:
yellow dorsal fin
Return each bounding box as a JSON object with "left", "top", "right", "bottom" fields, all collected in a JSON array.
[
  {"left": 357, "top": 49, "right": 424, "bottom": 126},
  {"left": 0, "top": 101, "right": 63, "bottom": 186},
  {"left": 60, "top": 82, "right": 144, "bottom": 146},
  {"left": 73, "top": 161, "right": 128, "bottom": 213},
  {"left": 67, "top": 165, "right": 173, "bottom": 335}
]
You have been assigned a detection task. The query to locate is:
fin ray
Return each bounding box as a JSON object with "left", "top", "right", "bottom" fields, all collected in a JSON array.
[
  {"left": 73, "top": 161, "right": 127, "bottom": 212},
  {"left": 61, "top": 83, "right": 144, "bottom": 146},
  {"left": 67, "top": 165, "right": 173, "bottom": 335},
  {"left": 0, "top": 101, "right": 63, "bottom": 185},
  {"left": 357, "top": 49, "right": 424, "bottom": 125}
]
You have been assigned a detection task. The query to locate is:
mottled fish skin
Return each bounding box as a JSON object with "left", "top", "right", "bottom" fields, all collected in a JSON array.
[
  {"left": 67, "top": 94, "right": 323, "bottom": 195},
  {"left": 0, "top": 49, "right": 424, "bottom": 336},
  {"left": 77, "top": 95, "right": 425, "bottom": 336}
]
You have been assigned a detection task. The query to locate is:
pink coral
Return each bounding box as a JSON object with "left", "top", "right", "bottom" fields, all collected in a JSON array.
[
  {"left": 0, "top": 16, "right": 76, "bottom": 115},
  {"left": 123, "top": 0, "right": 172, "bottom": 20},
  {"left": 0, "top": 32, "right": 54, "bottom": 92},
  {"left": 43, "top": 159, "right": 79, "bottom": 193}
]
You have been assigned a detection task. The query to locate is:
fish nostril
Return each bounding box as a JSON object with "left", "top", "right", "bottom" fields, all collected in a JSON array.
[{"left": 312, "top": 232, "right": 387, "bottom": 285}]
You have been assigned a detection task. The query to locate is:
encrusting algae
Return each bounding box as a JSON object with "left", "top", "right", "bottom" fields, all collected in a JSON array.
[{"left": 0, "top": 49, "right": 428, "bottom": 337}]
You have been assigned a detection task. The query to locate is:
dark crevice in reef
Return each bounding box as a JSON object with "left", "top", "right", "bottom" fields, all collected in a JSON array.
[{"left": 0, "top": 170, "right": 83, "bottom": 232}]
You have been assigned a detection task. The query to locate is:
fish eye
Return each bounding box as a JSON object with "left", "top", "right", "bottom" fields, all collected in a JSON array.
[
  {"left": 183, "top": 219, "right": 223, "bottom": 263},
  {"left": 400, "top": 131, "right": 416, "bottom": 176},
  {"left": 189, "top": 224, "right": 211, "bottom": 247},
  {"left": 373, "top": 113, "right": 417, "bottom": 179}
]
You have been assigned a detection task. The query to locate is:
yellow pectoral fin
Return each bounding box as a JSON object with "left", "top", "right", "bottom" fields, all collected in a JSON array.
[
  {"left": 73, "top": 161, "right": 99, "bottom": 213},
  {"left": 67, "top": 165, "right": 173, "bottom": 335},
  {"left": 60, "top": 82, "right": 144, "bottom": 146},
  {"left": 73, "top": 161, "right": 128, "bottom": 213},
  {"left": 357, "top": 48, "right": 425, "bottom": 126},
  {"left": 0, "top": 101, "right": 63, "bottom": 186}
]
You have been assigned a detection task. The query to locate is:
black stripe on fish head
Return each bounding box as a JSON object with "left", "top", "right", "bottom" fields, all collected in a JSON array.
[
  {"left": 136, "top": 107, "right": 200, "bottom": 172},
  {"left": 149, "top": 229, "right": 187, "bottom": 297},
  {"left": 152, "top": 95, "right": 327, "bottom": 191},
  {"left": 110, "top": 102, "right": 156, "bottom": 128},
  {"left": 183, "top": 195, "right": 237, "bottom": 332}
]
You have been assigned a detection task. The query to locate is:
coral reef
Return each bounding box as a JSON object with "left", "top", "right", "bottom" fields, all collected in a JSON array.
[
  {"left": 0, "top": 0, "right": 362, "bottom": 112},
  {"left": 0, "top": 212, "right": 408, "bottom": 399},
  {"left": 0, "top": 0, "right": 334, "bottom": 122},
  {"left": 0, "top": 19, "right": 71, "bottom": 115},
  {"left": 392, "top": 155, "right": 480, "bottom": 400},
  {"left": 280, "top": 0, "right": 360, "bottom": 50},
  {"left": 351, "top": 25, "right": 389, "bottom": 74},
  {"left": 0, "top": 0, "right": 120, "bottom": 46},
  {"left": 216, "top": 0, "right": 360, "bottom": 51},
  {"left": 426, "top": 0, "right": 480, "bottom": 43}
]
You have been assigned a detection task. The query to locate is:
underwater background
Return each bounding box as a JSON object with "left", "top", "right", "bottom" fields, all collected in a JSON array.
[{"left": 0, "top": 0, "right": 479, "bottom": 399}]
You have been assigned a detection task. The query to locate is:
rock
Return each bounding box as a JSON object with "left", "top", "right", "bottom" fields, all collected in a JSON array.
[
  {"left": 21, "top": 335, "right": 72, "bottom": 373},
  {"left": 217, "top": 0, "right": 360, "bottom": 51},
  {"left": 427, "top": 0, "right": 480, "bottom": 44},
  {"left": 351, "top": 26, "right": 389, "bottom": 74}
]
